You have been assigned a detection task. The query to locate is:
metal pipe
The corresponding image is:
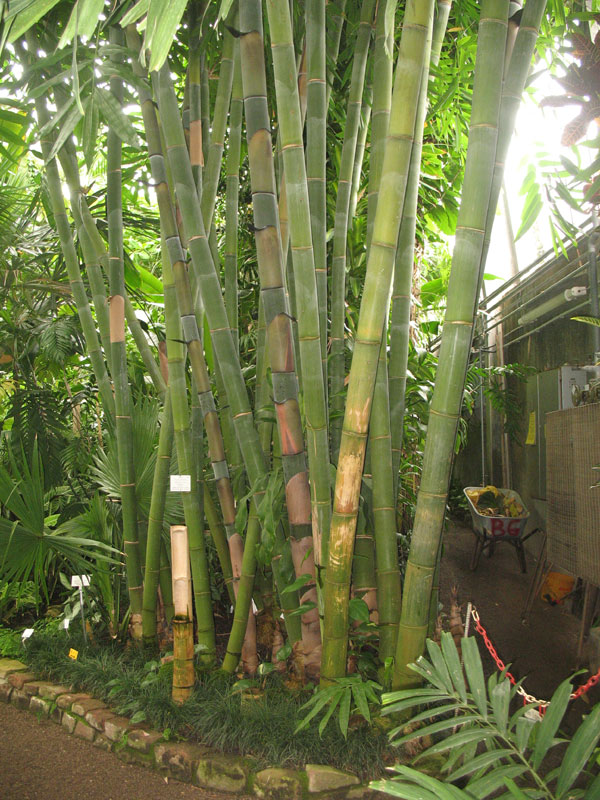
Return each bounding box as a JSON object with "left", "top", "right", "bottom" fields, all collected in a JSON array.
[{"left": 588, "top": 216, "right": 600, "bottom": 363}]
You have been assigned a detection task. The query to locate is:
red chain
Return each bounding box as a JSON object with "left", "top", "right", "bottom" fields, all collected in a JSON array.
[{"left": 470, "top": 607, "right": 600, "bottom": 709}]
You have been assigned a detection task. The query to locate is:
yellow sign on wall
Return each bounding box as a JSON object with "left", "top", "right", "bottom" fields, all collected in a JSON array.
[{"left": 525, "top": 411, "right": 536, "bottom": 445}]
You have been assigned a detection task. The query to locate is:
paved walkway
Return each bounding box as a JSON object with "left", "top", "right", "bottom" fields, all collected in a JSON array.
[{"left": 0, "top": 701, "right": 249, "bottom": 800}]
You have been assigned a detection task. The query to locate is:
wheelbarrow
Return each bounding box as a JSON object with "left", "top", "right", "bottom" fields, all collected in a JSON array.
[{"left": 464, "top": 487, "right": 533, "bottom": 573}]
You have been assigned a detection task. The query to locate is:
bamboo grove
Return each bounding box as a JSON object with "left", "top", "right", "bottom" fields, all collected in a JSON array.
[{"left": 0, "top": 0, "right": 549, "bottom": 688}]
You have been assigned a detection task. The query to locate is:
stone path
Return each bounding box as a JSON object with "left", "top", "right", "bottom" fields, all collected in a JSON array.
[
  {"left": 0, "top": 659, "right": 375, "bottom": 800},
  {"left": 0, "top": 700, "right": 250, "bottom": 800}
]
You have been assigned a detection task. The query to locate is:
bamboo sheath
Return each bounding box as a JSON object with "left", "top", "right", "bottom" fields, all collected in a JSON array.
[
  {"left": 364, "top": 0, "right": 402, "bottom": 668},
  {"left": 329, "top": 0, "right": 377, "bottom": 463},
  {"left": 389, "top": 0, "right": 451, "bottom": 493},
  {"left": 394, "top": 0, "right": 509, "bottom": 689},
  {"left": 240, "top": 0, "right": 321, "bottom": 676},
  {"left": 265, "top": 0, "right": 332, "bottom": 571},
  {"left": 321, "top": 0, "right": 435, "bottom": 683}
]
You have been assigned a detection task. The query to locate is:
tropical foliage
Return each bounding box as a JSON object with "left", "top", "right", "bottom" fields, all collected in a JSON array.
[
  {"left": 0, "top": 0, "right": 583, "bottom": 700},
  {"left": 373, "top": 632, "right": 600, "bottom": 798}
]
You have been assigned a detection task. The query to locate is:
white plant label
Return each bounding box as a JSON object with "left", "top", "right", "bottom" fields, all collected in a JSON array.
[
  {"left": 170, "top": 474, "right": 191, "bottom": 493},
  {"left": 61, "top": 618, "right": 70, "bottom": 630},
  {"left": 22, "top": 629, "right": 34, "bottom": 640},
  {"left": 71, "top": 575, "right": 90, "bottom": 588}
]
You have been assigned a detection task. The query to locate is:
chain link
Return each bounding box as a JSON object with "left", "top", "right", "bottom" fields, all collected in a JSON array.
[{"left": 469, "top": 606, "right": 600, "bottom": 709}]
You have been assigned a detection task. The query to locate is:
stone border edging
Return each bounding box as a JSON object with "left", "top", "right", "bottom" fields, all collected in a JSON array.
[{"left": 0, "top": 658, "right": 381, "bottom": 800}]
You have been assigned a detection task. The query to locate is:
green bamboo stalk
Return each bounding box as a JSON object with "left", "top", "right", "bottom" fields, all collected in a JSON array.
[
  {"left": 224, "top": 46, "right": 243, "bottom": 357},
  {"left": 366, "top": 0, "right": 396, "bottom": 251},
  {"left": 348, "top": 84, "right": 372, "bottom": 222},
  {"left": 142, "top": 386, "right": 174, "bottom": 646},
  {"left": 200, "top": 25, "right": 234, "bottom": 232},
  {"left": 394, "top": 0, "right": 509, "bottom": 689},
  {"left": 106, "top": 28, "right": 143, "bottom": 638},
  {"left": 159, "top": 541, "right": 174, "bottom": 623},
  {"left": 306, "top": 0, "right": 328, "bottom": 384},
  {"left": 127, "top": 38, "right": 241, "bottom": 598},
  {"left": 479, "top": 0, "right": 548, "bottom": 277},
  {"left": 24, "top": 111, "right": 115, "bottom": 424},
  {"left": 389, "top": 0, "right": 452, "bottom": 493},
  {"left": 321, "top": 0, "right": 435, "bottom": 683},
  {"left": 22, "top": 47, "right": 115, "bottom": 419},
  {"left": 56, "top": 143, "right": 166, "bottom": 399},
  {"left": 363, "top": 0, "right": 402, "bottom": 668},
  {"left": 188, "top": 2, "right": 203, "bottom": 194},
  {"left": 325, "top": 0, "right": 347, "bottom": 107},
  {"left": 240, "top": 0, "right": 321, "bottom": 675},
  {"left": 162, "top": 237, "right": 216, "bottom": 666},
  {"left": 329, "top": 0, "right": 377, "bottom": 462},
  {"left": 152, "top": 63, "right": 301, "bottom": 662},
  {"left": 265, "top": 0, "right": 332, "bottom": 570}
]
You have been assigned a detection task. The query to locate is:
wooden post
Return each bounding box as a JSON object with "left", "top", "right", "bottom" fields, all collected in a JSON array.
[{"left": 171, "top": 525, "right": 195, "bottom": 704}]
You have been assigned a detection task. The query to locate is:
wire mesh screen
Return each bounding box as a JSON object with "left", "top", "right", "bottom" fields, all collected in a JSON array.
[{"left": 546, "top": 403, "right": 600, "bottom": 584}]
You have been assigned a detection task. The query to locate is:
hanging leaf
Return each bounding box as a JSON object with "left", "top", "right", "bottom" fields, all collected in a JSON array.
[
  {"left": 95, "top": 88, "right": 140, "bottom": 146},
  {"left": 6, "top": 0, "right": 63, "bottom": 44},
  {"left": 145, "top": 0, "right": 188, "bottom": 72},
  {"left": 46, "top": 104, "right": 83, "bottom": 162},
  {"left": 58, "top": 0, "right": 105, "bottom": 49},
  {"left": 81, "top": 94, "right": 99, "bottom": 170},
  {"left": 120, "top": 0, "right": 149, "bottom": 27}
]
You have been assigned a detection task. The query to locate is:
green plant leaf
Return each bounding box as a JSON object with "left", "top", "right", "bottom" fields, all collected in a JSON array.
[
  {"left": 572, "top": 316, "right": 600, "bottom": 327},
  {"left": 447, "top": 748, "right": 514, "bottom": 782},
  {"left": 503, "top": 777, "right": 533, "bottom": 799},
  {"left": 440, "top": 632, "right": 467, "bottom": 702},
  {"left": 349, "top": 597, "right": 370, "bottom": 623},
  {"left": 337, "top": 685, "right": 351, "bottom": 738},
  {"left": 531, "top": 678, "right": 572, "bottom": 770},
  {"left": 555, "top": 703, "right": 600, "bottom": 797},
  {"left": 130, "top": 709, "right": 146, "bottom": 724},
  {"left": 120, "top": 0, "right": 149, "bottom": 26},
  {"left": 281, "top": 573, "right": 313, "bottom": 595},
  {"left": 425, "top": 639, "right": 454, "bottom": 695},
  {"left": 462, "top": 636, "right": 487, "bottom": 719},
  {"left": 467, "top": 764, "right": 528, "bottom": 798},
  {"left": 6, "top": 0, "right": 63, "bottom": 43},
  {"left": 146, "top": 0, "right": 188, "bottom": 71},
  {"left": 95, "top": 88, "right": 140, "bottom": 146},
  {"left": 490, "top": 679, "right": 511, "bottom": 736}
]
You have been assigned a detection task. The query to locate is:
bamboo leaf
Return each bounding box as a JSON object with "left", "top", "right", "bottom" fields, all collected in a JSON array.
[
  {"left": 95, "top": 88, "right": 140, "bottom": 146},
  {"left": 531, "top": 678, "right": 572, "bottom": 770},
  {"left": 556, "top": 703, "right": 600, "bottom": 797},
  {"left": 446, "top": 748, "right": 514, "bottom": 782},
  {"left": 441, "top": 632, "right": 467, "bottom": 702},
  {"left": 351, "top": 683, "right": 371, "bottom": 722},
  {"left": 6, "top": 0, "right": 63, "bottom": 43},
  {"left": 490, "top": 679, "right": 511, "bottom": 736},
  {"left": 120, "top": 0, "right": 149, "bottom": 27},
  {"left": 503, "top": 778, "right": 533, "bottom": 800},
  {"left": 369, "top": 779, "right": 441, "bottom": 800},
  {"left": 467, "top": 765, "right": 528, "bottom": 798},
  {"left": 146, "top": 0, "right": 188, "bottom": 72},
  {"left": 425, "top": 639, "right": 454, "bottom": 695},
  {"left": 462, "top": 636, "right": 488, "bottom": 719},
  {"left": 82, "top": 95, "right": 99, "bottom": 170},
  {"left": 46, "top": 104, "right": 83, "bottom": 163},
  {"left": 281, "top": 573, "right": 313, "bottom": 594},
  {"left": 337, "top": 686, "right": 351, "bottom": 737},
  {"left": 58, "top": 0, "right": 105, "bottom": 49}
]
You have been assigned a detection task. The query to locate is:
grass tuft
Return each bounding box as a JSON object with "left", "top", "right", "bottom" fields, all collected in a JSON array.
[{"left": 17, "top": 628, "right": 389, "bottom": 779}]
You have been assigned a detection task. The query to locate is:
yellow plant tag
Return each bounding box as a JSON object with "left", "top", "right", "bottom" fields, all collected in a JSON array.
[
  {"left": 68, "top": 648, "right": 79, "bottom": 660},
  {"left": 525, "top": 411, "right": 536, "bottom": 445}
]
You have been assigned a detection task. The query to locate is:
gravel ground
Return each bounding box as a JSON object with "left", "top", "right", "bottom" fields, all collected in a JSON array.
[{"left": 0, "top": 701, "right": 251, "bottom": 800}]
